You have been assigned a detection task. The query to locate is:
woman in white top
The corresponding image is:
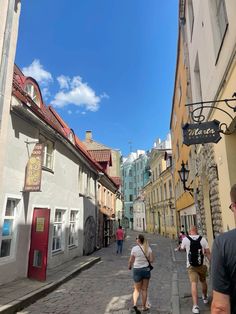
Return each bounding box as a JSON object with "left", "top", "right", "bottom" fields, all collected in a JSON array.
[{"left": 128, "top": 234, "right": 153, "bottom": 313}]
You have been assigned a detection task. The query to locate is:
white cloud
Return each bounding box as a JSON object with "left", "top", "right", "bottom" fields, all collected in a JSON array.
[
  {"left": 52, "top": 75, "right": 106, "bottom": 112},
  {"left": 67, "top": 110, "right": 72, "bottom": 115},
  {"left": 57, "top": 75, "right": 70, "bottom": 89},
  {"left": 101, "top": 92, "right": 109, "bottom": 99},
  {"left": 41, "top": 87, "right": 51, "bottom": 100},
  {"left": 22, "top": 59, "right": 53, "bottom": 86}
]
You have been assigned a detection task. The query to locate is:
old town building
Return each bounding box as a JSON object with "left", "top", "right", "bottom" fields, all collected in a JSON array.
[
  {"left": 174, "top": 0, "right": 236, "bottom": 247},
  {"left": 145, "top": 135, "right": 177, "bottom": 238},
  {"left": 0, "top": 64, "right": 109, "bottom": 284},
  {"left": 83, "top": 131, "right": 121, "bottom": 247}
]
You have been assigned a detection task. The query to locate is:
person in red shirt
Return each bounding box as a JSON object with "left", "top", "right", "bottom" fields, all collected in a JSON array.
[{"left": 116, "top": 226, "right": 124, "bottom": 254}]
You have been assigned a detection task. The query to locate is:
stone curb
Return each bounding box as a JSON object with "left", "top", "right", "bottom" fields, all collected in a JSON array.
[
  {"left": 0, "top": 256, "right": 101, "bottom": 314},
  {"left": 170, "top": 242, "right": 180, "bottom": 314}
]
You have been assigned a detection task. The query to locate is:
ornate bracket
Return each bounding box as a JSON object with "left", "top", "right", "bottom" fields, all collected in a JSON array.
[{"left": 186, "top": 95, "right": 236, "bottom": 135}]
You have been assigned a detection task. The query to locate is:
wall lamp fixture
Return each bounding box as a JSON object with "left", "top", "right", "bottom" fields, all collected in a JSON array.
[{"left": 178, "top": 161, "right": 193, "bottom": 193}]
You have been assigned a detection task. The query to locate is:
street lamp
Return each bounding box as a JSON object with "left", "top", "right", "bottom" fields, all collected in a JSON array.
[{"left": 178, "top": 161, "right": 193, "bottom": 192}]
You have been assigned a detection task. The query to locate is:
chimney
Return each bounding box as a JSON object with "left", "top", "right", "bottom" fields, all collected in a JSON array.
[{"left": 85, "top": 130, "right": 92, "bottom": 142}]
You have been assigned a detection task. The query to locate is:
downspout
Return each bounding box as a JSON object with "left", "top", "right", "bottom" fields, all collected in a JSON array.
[{"left": 0, "top": 0, "right": 16, "bottom": 130}]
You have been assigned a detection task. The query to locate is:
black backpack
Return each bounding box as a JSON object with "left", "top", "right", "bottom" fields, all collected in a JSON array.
[{"left": 187, "top": 235, "right": 204, "bottom": 267}]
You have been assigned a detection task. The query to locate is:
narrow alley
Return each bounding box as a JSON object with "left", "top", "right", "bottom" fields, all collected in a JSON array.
[{"left": 17, "top": 231, "right": 174, "bottom": 314}]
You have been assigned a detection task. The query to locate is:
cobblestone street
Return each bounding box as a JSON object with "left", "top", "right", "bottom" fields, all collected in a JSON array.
[{"left": 18, "top": 231, "right": 174, "bottom": 314}]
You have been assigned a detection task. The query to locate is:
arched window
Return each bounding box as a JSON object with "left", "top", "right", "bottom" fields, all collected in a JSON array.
[{"left": 25, "top": 83, "right": 40, "bottom": 107}]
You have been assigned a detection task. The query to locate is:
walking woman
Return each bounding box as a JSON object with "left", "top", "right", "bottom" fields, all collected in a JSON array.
[{"left": 128, "top": 234, "right": 153, "bottom": 314}]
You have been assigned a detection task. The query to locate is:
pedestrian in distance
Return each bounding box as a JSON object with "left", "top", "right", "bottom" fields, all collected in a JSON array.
[
  {"left": 128, "top": 234, "right": 153, "bottom": 314},
  {"left": 211, "top": 184, "right": 236, "bottom": 314},
  {"left": 175, "top": 230, "right": 186, "bottom": 251},
  {"left": 116, "top": 225, "right": 124, "bottom": 254},
  {"left": 181, "top": 225, "right": 211, "bottom": 314}
]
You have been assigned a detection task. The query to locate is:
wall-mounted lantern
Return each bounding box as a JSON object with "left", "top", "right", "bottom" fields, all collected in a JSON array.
[{"left": 178, "top": 161, "right": 193, "bottom": 193}]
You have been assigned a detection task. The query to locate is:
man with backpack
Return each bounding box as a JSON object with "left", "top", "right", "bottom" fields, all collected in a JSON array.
[{"left": 181, "top": 225, "right": 211, "bottom": 314}]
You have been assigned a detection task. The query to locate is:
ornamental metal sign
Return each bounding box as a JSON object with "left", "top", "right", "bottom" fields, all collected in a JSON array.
[
  {"left": 183, "top": 120, "right": 221, "bottom": 146},
  {"left": 24, "top": 143, "right": 44, "bottom": 192}
]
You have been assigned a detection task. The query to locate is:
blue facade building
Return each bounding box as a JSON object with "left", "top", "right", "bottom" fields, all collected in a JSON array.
[{"left": 121, "top": 150, "right": 149, "bottom": 229}]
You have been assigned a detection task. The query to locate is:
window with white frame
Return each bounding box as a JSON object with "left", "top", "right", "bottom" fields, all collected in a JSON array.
[
  {"left": 25, "top": 83, "right": 40, "bottom": 107},
  {"left": 211, "top": 0, "right": 228, "bottom": 62},
  {"left": 39, "top": 135, "right": 54, "bottom": 170},
  {"left": 188, "top": 0, "right": 194, "bottom": 41},
  {"left": 0, "top": 199, "right": 19, "bottom": 258},
  {"left": 68, "top": 210, "right": 78, "bottom": 246},
  {"left": 52, "top": 209, "right": 65, "bottom": 252},
  {"left": 78, "top": 165, "right": 84, "bottom": 194}
]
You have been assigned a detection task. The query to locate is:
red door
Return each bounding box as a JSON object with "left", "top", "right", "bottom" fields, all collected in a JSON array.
[{"left": 28, "top": 208, "right": 50, "bottom": 281}]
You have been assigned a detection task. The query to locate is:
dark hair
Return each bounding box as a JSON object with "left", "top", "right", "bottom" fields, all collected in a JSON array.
[
  {"left": 119, "top": 226, "right": 122, "bottom": 229},
  {"left": 230, "top": 184, "right": 236, "bottom": 202},
  {"left": 138, "top": 234, "right": 145, "bottom": 244}
]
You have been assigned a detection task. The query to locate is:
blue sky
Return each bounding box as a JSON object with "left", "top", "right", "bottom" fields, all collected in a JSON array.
[{"left": 16, "top": 1, "right": 178, "bottom": 156}]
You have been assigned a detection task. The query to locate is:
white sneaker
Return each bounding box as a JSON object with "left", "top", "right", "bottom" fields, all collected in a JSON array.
[
  {"left": 192, "top": 305, "right": 200, "bottom": 313},
  {"left": 202, "top": 295, "right": 208, "bottom": 304}
]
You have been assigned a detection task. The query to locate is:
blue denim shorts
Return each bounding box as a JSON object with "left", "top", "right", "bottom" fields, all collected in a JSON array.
[{"left": 133, "top": 267, "right": 151, "bottom": 283}]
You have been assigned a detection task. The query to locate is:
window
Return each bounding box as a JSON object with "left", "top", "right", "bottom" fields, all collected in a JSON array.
[
  {"left": 177, "top": 80, "right": 182, "bottom": 106},
  {"left": 169, "top": 180, "right": 173, "bottom": 198},
  {"left": 164, "top": 183, "right": 167, "bottom": 200},
  {"left": 0, "top": 199, "right": 19, "bottom": 258},
  {"left": 129, "top": 182, "right": 133, "bottom": 189},
  {"left": 188, "top": 0, "right": 194, "bottom": 41},
  {"left": 52, "top": 209, "right": 65, "bottom": 252},
  {"left": 129, "top": 195, "right": 133, "bottom": 202},
  {"left": 68, "top": 210, "right": 78, "bottom": 246},
  {"left": 78, "top": 166, "right": 84, "bottom": 193},
  {"left": 130, "top": 207, "right": 133, "bottom": 215},
  {"left": 176, "top": 142, "right": 180, "bottom": 161},
  {"left": 194, "top": 55, "right": 203, "bottom": 111},
  {"left": 211, "top": 0, "right": 228, "bottom": 62},
  {"left": 25, "top": 83, "right": 40, "bottom": 107},
  {"left": 129, "top": 169, "right": 132, "bottom": 177},
  {"left": 39, "top": 135, "right": 54, "bottom": 170}
]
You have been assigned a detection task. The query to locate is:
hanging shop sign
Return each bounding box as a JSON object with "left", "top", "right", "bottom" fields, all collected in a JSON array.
[
  {"left": 24, "top": 143, "right": 44, "bottom": 192},
  {"left": 183, "top": 120, "right": 221, "bottom": 146}
]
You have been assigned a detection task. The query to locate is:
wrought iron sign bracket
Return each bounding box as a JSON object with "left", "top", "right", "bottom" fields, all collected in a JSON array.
[{"left": 186, "top": 94, "right": 236, "bottom": 135}]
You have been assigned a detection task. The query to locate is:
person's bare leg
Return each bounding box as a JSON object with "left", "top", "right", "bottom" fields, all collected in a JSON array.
[
  {"left": 201, "top": 280, "right": 208, "bottom": 297},
  {"left": 133, "top": 281, "right": 142, "bottom": 306},
  {"left": 141, "top": 279, "right": 150, "bottom": 308},
  {"left": 191, "top": 282, "right": 198, "bottom": 305}
]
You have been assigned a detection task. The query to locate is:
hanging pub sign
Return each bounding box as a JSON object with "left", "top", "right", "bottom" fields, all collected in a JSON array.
[
  {"left": 183, "top": 120, "right": 221, "bottom": 146},
  {"left": 24, "top": 143, "right": 44, "bottom": 192}
]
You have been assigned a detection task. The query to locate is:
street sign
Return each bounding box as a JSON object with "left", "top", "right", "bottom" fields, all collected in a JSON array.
[{"left": 183, "top": 120, "right": 221, "bottom": 146}]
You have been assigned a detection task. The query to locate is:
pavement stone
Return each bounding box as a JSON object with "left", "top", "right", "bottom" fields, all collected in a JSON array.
[
  {"left": 0, "top": 230, "right": 212, "bottom": 314},
  {"left": 171, "top": 242, "right": 211, "bottom": 314},
  {"left": 16, "top": 231, "right": 175, "bottom": 314}
]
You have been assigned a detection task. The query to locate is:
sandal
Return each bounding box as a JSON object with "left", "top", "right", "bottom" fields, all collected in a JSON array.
[{"left": 133, "top": 306, "right": 141, "bottom": 314}]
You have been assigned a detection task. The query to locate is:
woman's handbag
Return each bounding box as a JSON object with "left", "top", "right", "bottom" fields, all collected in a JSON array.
[{"left": 138, "top": 244, "right": 154, "bottom": 271}]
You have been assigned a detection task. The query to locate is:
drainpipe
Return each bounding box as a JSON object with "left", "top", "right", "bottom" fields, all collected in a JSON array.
[{"left": 0, "top": 0, "right": 17, "bottom": 130}]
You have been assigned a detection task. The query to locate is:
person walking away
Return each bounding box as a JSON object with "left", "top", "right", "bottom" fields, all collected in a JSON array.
[
  {"left": 116, "top": 226, "right": 124, "bottom": 254},
  {"left": 128, "top": 234, "right": 153, "bottom": 314},
  {"left": 211, "top": 184, "right": 236, "bottom": 314},
  {"left": 181, "top": 225, "right": 211, "bottom": 314}
]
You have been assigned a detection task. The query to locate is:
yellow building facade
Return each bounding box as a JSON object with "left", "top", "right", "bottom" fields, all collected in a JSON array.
[
  {"left": 170, "top": 27, "right": 196, "bottom": 234},
  {"left": 145, "top": 144, "right": 177, "bottom": 239}
]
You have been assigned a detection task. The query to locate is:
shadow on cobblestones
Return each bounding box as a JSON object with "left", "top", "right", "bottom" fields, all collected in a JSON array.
[{"left": 18, "top": 231, "right": 175, "bottom": 314}]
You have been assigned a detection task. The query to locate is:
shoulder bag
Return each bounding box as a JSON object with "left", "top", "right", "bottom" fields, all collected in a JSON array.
[{"left": 138, "top": 244, "right": 154, "bottom": 271}]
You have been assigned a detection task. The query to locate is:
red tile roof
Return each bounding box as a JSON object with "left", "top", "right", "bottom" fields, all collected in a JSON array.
[
  {"left": 88, "top": 149, "right": 112, "bottom": 165},
  {"left": 12, "top": 65, "right": 119, "bottom": 189}
]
